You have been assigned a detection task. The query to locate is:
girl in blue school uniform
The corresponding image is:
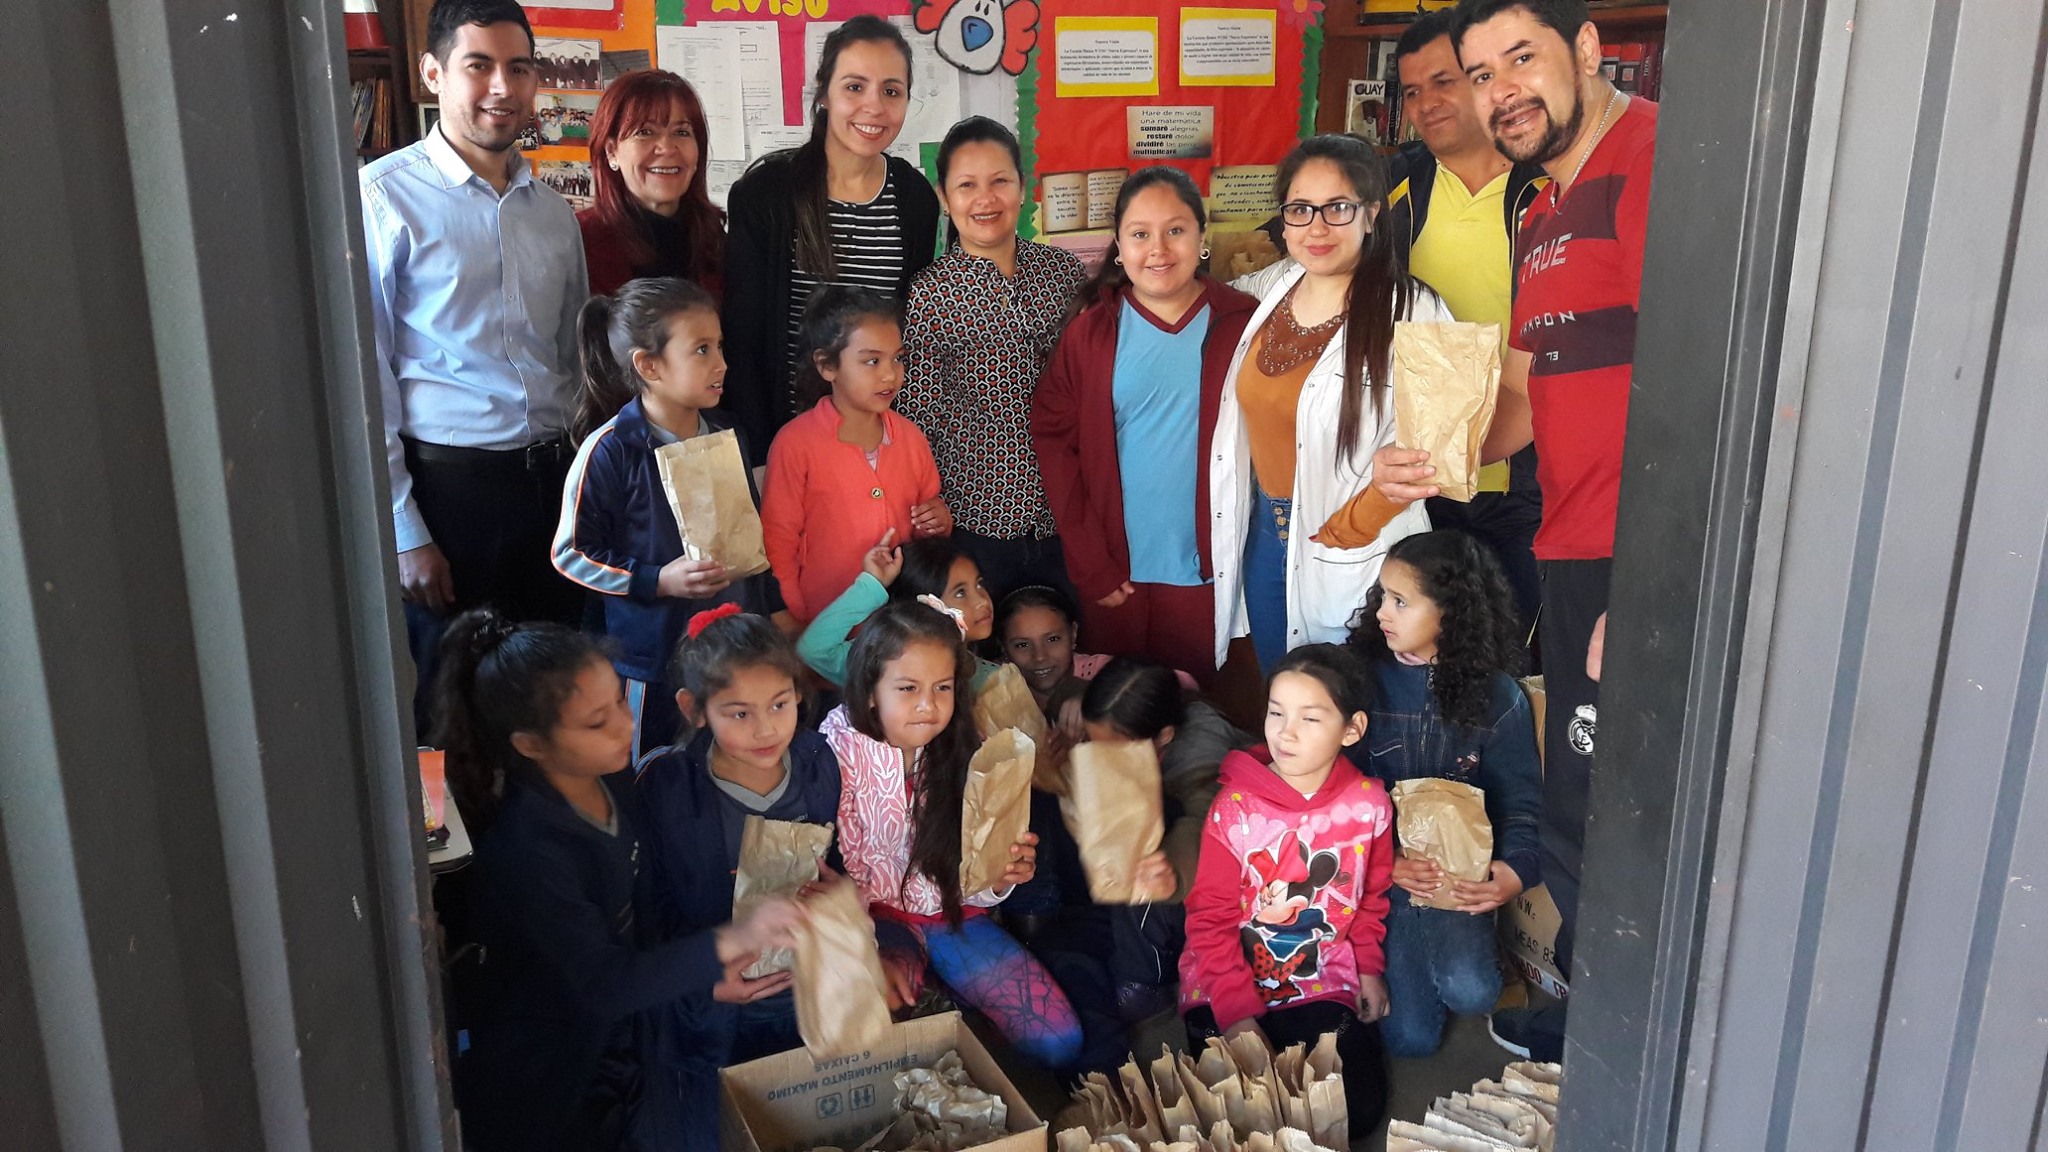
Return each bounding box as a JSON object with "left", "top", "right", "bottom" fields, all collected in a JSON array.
[
  {"left": 434, "top": 608, "right": 799, "bottom": 1152},
  {"left": 553, "top": 277, "right": 783, "bottom": 762},
  {"left": 1343, "top": 529, "right": 1543, "bottom": 1059},
  {"left": 634, "top": 605, "right": 842, "bottom": 1140}
]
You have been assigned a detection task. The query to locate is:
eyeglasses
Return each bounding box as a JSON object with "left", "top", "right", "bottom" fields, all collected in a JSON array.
[{"left": 1279, "top": 200, "right": 1364, "bottom": 227}]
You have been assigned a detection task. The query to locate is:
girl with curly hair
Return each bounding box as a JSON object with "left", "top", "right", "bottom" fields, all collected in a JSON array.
[{"left": 1344, "top": 529, "right": 1542, "bottom": 1058}]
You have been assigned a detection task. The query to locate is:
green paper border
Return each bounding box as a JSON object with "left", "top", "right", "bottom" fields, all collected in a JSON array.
[
  {"left": 1300, "top": 14, "right": 1325, "bottom": 138},
  {"left": 1016, "top": 52, "right": 1042, "bottom": 240},
  {"left": 656, "top": 0, "right": 684, "bottom": 25}
]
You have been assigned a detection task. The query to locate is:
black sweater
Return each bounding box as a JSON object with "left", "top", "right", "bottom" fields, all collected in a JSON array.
[
  {"left": 720, "top": 150, "right": 941, "bottom": 465},
  {"left": 453, "top": 773, "right": 718, "bottom": 1152}
]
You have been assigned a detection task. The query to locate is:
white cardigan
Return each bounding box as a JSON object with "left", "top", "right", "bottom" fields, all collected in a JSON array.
[{"left": 1208, "top": 260, "right": 1449, "bottom": 666}]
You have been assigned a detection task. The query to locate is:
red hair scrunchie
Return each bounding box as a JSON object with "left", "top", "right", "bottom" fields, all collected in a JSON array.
[{"left": 686, "top": 601, "right": 745, "bottom": 639}]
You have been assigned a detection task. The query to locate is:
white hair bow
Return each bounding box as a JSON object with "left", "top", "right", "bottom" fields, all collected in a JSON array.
[{"left": 915, "top": 594, "right": 968, "bottom": 638}]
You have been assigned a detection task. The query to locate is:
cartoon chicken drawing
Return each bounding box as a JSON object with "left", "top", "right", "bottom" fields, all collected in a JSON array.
[
  {"left": 914, "top": 0, "right": 1041, "bottom": 76},
  {"left": 1241, "top": 829, "right": 1345, "bottom": 1005}
]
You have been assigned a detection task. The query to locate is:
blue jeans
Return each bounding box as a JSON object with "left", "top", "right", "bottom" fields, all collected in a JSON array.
[
  {"left": 1380, "top": 899, "right": 1504, "bottom": 1058},
  {"left": 1243, "top": 487, "right": 1292, "bottom": 674}
]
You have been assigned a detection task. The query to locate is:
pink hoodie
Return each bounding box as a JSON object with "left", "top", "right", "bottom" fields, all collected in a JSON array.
[{"left": 1179, "top": 748, "right": 1395, "bottom": 1030}]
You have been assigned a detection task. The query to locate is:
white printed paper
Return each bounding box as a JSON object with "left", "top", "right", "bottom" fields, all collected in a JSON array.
[{"left": 656, "top": 25, "right": 747, "bottom": 161}]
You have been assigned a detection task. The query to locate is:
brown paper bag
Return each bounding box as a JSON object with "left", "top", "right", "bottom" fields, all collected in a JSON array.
[
  {"left": 652, "top": 428, "right": 771, "bottom": 576},
  {"left": 732, "top": 815, "right": 834, "bottom": 977},
  {"left": 972, "top": 663, "right": 1046, "bottom": 743},
  {"left": 1060, "top": 740, "right": 1165, "bottom": 904},
  {"left": 792, "top": 880, "right": 891, "bottom": 1060},
  {"left": 1391, "top": 777, "right": 1494, "bottom": 911},
  {"left": 960, "top": 730, "right": 1037, "bottom": 896},
  {"left": 1391, "top": 321, "right": 1503, "bottom": 503},
  {"left": 1302, "top": 1032, "right": 1348, "bottom": 1151}
]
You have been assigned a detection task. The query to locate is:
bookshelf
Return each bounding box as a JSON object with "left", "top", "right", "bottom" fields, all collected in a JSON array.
[
  {"left": 346, "top": 2, "right": 421, "bottom": 163},
  {"left": 1317, "top": 1, "right": 1669, "bottom": 137}
]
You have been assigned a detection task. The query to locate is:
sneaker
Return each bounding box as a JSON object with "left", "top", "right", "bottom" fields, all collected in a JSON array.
[{"left": 1489, "top": 1004, "right": 1566, "bottom": 1063}]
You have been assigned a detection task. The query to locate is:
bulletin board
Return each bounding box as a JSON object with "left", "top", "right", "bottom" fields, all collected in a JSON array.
[
  {"left": 405, "top": 0, "right": 1324, "bottom": 248},
  {"left": 1022, "top": 0, "right": 1322, "bottom": 254}
]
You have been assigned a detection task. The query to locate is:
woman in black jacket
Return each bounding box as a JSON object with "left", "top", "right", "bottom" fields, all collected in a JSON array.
[{"left": 721, "top": 14, "right": 941, "bottom": 463}]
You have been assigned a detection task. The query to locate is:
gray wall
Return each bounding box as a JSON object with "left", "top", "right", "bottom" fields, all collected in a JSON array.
[{"left": 1567, "top": 0, "right": 2048, "bottom": 1148}]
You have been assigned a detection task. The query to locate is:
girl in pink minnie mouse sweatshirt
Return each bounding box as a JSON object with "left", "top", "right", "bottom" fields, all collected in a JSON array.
[{"left": 1179, "top": 643, "right": 1394, "bottom": 1133}]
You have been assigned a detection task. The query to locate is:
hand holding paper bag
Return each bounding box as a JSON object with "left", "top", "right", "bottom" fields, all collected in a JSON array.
[
  {"left": 1390, "top": 778, "right": 1492, "bottom": 912},
  {"left": 1060, "top": 740, "right": 1166, "bottom": 904},
  {"left": 1390, "top": 321, "right": 1502, "bottom": 504},
  {"left": 792, "top": 879, "right": 893, "bottom": 1060},
  {"left": 653, "top": 427, "right": 772, "bottom": 577},
  {"left": 732, "top": 815, "right": 835, "bottom": 977},
  {"left": 960, "top": 730, "right": 1037, "bottom": 897}
]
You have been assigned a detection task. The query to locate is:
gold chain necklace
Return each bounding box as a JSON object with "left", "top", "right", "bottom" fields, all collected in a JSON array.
[{"left": 1552, "top": 88, "right": 1623, "bottom": 209}]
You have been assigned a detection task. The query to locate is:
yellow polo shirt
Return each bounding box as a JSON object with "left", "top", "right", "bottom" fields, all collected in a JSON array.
[{"left": 1406, "top": 163, "right": 1513, "bottom": 492}]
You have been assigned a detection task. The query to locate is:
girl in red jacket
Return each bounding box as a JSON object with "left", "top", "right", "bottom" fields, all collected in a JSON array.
[
  {"left": 761, "top": 286, "right": 952, "bottom": 623},
  {"left": 1180, "top": 642, "right": 1393, "bottom": 1133}
]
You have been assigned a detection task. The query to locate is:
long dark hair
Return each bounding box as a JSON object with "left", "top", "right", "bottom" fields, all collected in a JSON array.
[
  {"left": 936, "top": 116, "right": 1023, "bottom": 248},
  {"left": 667, "top": 609, "right": 810, "bottom": 743},
  {"left": 793, "top": 284, "right": 902, "bottom": 407},
  {"left": 892, "top": 537, "right": 973, "bottom": 604},
  {"left": 1270, "top": 643, "right": 1377, "bottom": 723},
  {"left": 842, "top": 600, "right": 979, "bottom": 922},
  {"left": 790, "top": 15, "right": 914, "bottom": 276},
  {"left": 573, "top": 276, "right": 718, "bottom": 442},
  {"left": 1273, "top": 134, "right": 1414, "bottom": 465},
  {"left": 432, "top": 609, "right": 610, "bottom": 837},
  {"left": 1074, "top": 166, "right": 1209, "bottom": 313},
  {"left": 585, "top": 70, "right": 725, "bottom": 284},
  {"left": 1081, "top": 657, "right": 1186, "bottom": 742},
  {"left": 1345, "top": 530, "right": 1524, "bottom": 728}
]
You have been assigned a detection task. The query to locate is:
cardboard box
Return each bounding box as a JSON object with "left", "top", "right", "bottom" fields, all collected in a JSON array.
[
  {"left": 719, "top": 1012, "right": 1046, "bottom": 1152},
  {"left": 1500, "top": 883, "right": 1570, "bottom": 999}
]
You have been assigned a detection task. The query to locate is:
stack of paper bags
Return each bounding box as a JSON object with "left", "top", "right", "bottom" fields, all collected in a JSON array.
[
  {"left": 1054, "top": 1035, "right": 1346, "bottom": 1152},
  {"left": 1384, "top": 1061, "right": 1560, "bottom": 1152}
]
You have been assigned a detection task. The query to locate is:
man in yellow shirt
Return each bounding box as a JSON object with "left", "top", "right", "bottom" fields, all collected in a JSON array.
[{"left": 1384, "top": 9, "right": 1548, "bottom": 648}]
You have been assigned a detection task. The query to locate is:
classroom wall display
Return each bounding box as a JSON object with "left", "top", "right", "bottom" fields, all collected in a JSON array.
[
  {"left": 407, "top": 0, "right": 1322, "bottom": 227},
  {"left": 1020, "top": 0, "right": 1322, "bottom": 245}
]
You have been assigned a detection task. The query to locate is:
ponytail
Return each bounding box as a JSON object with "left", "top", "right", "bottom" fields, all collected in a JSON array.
[
  {"left": 571, "top": 277, "right": 720, "bottom": 443},
  {"left": 431, "top": 609, "right": 609, "bottom": 837}
]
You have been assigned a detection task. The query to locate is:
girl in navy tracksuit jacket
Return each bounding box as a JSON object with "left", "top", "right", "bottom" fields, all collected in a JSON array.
[
  {"left": 634, "top": 607, "right": 843, "bottom": 1141},
  {"left": 1344, "top": 530, "right": 1542, "bottom": 1059},
  {"left": 433, "top": 609, "right": 798, "bottom": 1152},
  {"left": 554, "top": 277, "right": 782, "bottom": 761}
]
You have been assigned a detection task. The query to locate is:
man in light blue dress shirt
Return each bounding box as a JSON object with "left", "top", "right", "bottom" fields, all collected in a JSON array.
[{"left": 360, "top": 0, "right": 589, "bottom": 729}]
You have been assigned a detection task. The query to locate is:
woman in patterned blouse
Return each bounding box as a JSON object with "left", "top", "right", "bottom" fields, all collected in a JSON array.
[{"left": 898, "top": 117, "right": 1085, "bottom": 600}]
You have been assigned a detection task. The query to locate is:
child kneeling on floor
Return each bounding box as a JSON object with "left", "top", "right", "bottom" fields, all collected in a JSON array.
[
  {"left": 1180, "top": 643, "right": 1392, "bottom": 1134},
  {"left": 1345, "top": 530, "right": 1540, "bottom": 1059},
  {"left": 635, "top": 605, "right": 841, "bottom": 1144}
]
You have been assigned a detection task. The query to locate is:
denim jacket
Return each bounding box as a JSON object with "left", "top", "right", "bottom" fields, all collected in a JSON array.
[{"left": 1352, "top": 660, "right": 1543, "bottom": 904}]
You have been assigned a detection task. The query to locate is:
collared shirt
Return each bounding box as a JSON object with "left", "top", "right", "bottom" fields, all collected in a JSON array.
[
  {"left": 360, "top": 126, "right": 587, "bottom": 551},
  {"left": 1408, "top": 163, "right": 1514, "bottom": 492},
  {"left": 898, "top": 239, "right": 1086, "bottom": 539}
]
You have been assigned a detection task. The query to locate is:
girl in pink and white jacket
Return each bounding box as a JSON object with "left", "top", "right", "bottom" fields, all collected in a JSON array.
[
  {"left": 820, "top": 598, "right": 1083, "bottom": 1068},
  {"left": 1180, "top": 642, "right": 1395, "bottom": 1133}
]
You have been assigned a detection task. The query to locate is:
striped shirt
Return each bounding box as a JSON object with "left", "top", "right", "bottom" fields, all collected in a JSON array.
[{"left": 785, "top": 172, "right": 908, "bottom": 415}]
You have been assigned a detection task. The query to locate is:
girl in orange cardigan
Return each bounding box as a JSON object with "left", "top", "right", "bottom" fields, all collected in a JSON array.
[{"left": 762, "top": 286, "right": 952, "bottom": 623}]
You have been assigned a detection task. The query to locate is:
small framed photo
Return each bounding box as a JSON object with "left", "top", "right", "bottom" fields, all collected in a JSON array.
[{"left": 417, "top": 103, "right": 440, "bottom": 140}]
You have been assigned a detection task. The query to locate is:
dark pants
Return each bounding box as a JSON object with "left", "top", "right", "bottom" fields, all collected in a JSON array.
[
  {"left": 1427, "top": 488, "right": 1544, "bottom": 660},
  {"left": 950, "top": 528, "right": 1076, "bottom": 605},
  {"left": 404, "top": 437, "right": 582, "bottom": 738},
  {"left": 1185, "top": 1000, "right": 1387, "bottom": 1135},
  {"left": 1535, "top": 557, "right": 1609, "bottom": 979},
  {"left": 1379, "top": 900, "right": 1504, "bottom": 1058}
]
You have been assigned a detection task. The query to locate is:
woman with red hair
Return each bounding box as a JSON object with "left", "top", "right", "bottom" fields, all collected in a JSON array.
[{"left": 578, "top": 69, "right": 725, "bottom": 298}]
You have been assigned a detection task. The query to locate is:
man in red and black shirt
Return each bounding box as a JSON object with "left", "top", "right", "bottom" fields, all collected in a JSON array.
[{"left": 1374, "top": 0, "right": 1658, "bottom": 1061}]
